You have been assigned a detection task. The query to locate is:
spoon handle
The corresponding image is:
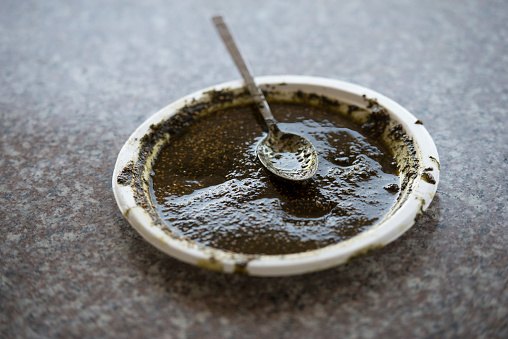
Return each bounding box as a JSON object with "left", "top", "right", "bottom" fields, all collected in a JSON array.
[{"left": 212, "top": 15, "right": 276, "bottom": 127}]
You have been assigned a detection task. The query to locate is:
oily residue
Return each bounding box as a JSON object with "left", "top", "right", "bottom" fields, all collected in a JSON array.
[
  {"left": 117, "top": 161, "right": 134, "bottom": 186},
  {"left": 149, "top": 102, "right": 401, "bottom": 255},
  {"left": 361, "top": 106, "right": 391, "bottom": 138},
  {"left": 197, "top": 257, "right": 223, "bottom": 272},
  {"left": 234, "top": 261, "right": 249, "bottom": 274},
  {"left": 422, "top": 169, "right": 436, "bottom": 184},
  {"left": 119, "top": 87, "right": 421, "bottom": 257},
  {"left": 429, "top": 155, "right": 440, "bottom": 171}
]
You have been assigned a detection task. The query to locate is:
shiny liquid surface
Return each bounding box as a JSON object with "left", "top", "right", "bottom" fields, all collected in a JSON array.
[
  {"left": 265, "top": 148, "right": 302, "bottom": 170},
  {"left": 150, "top": 103, "right": 399, "bottom": 255}
]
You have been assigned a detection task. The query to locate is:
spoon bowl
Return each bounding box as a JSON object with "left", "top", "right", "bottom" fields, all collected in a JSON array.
[
  {"left": 257, "top": 125, "right": 318, "bottom": 181},
  {"left": 213, "top": 15, "right": 319, "bottom": 181}
]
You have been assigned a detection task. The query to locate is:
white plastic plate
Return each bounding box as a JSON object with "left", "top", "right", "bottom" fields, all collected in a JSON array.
[{"left": 112, "top": 76, "right": 440, "bottom": 276}]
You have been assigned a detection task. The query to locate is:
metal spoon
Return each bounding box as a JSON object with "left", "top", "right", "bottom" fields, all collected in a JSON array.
[{"left": 212, "top": 15, "right": 318, "bottom": 181}]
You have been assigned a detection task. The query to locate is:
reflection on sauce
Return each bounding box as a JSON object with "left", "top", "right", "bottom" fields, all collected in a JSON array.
[{"left": 150, "top": 103, "right": 399, "bottom": 255}]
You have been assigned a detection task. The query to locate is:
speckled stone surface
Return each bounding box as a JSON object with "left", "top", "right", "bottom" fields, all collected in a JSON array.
[{"left": 1, "top": 0, "right": 507, "bottom": 338}]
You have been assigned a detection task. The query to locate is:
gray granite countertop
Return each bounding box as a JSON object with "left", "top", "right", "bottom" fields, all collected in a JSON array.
[{"left": 1, "top": 0, "right": 507, "bottom": 338}]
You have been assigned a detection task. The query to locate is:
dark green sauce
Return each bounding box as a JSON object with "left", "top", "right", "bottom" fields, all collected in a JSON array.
[{"left": 149, "top": 103, "right": 400, "bottom": 255}]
